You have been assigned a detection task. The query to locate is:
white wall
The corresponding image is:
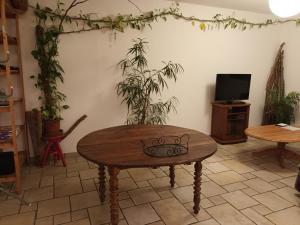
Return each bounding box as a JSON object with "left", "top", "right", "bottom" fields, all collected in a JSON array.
[
  {"left": 19, "top": 0, "right": 294, "bottom": 153},
  {"left": 279, "top": 23, "right": 300, "bottom": 124}
]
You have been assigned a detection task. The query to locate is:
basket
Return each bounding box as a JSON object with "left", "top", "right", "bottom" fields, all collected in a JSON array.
[{"left": 141, "top": 134, "right": 189, "bottom": 157}]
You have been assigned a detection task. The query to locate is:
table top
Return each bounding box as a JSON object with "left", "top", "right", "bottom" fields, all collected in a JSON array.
[
  {"left": 77, "top": 125, "right": 217, "bottom": 168},
  {"left": 245, "top": 125, "right": 300, "bottom": 143}
]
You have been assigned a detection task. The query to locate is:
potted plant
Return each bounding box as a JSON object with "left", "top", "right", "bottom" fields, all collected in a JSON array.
[
  {"left": 116, "top": 38, "right": 183, "bottom": 124},
  {"left": 31, "top": 6, "right": 69, "bottom": 137},
  {"left": 272, "top": 91, "right": 300, "bottom": 124}
]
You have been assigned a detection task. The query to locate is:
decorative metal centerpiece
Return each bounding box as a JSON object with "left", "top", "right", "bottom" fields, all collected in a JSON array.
[{"left": 141, "top": 134, "right": 189, "bottom": 157}]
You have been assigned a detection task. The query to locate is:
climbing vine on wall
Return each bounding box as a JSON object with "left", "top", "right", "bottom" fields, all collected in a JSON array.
[{"left": 33, "top": 1, "right": 300, "bottom": 35}]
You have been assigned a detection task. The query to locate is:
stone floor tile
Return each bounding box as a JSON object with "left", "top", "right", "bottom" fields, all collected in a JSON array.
[
  {"left": 201, "top": 181, "right": 227, "bottom": 197},
  {"left": 149, "top": 177, "right": 171, "bottom": 190},
  {"left": 151, "top": 168, "right": 167, "bottom": 177},
  {"left": 81, "top": 179, "right": 96, "bottom": 192},
  {"left": 0, "top": 211, "right": 35, "bottom": 225},
  {"left": 206, "top": 203, "right": 255, "bottom": 225},
  {"left": 273, "top": 187, "right": 300, "bottom": 205},
  {"left": 241, "top": 208, "right": 274, "bottom": 225},
  {"left": 209, "top": 195, "right": 227, "bottom": 205},
  {"left": 200, "top": 198, "right": 215, "bottom": 208},
  {"left": 251, "top": 204, "right": 272, "bottom": 216},
  {"left": 184, "top": 202, "right": 211, "bottom": 221},
  {"left": 147, "top": 221, "right": 165, "bottom": 225},
  {"left": 208, "top": 171, "right": 246, "bottom": 185},
  {"left": 23, "top": 186, "right": 53, "bottom": 202},
  {"left": 20, "top": 202, "right": 37, "bottom": 213},
  {"left": 71, "top": 209, "right": 89, "bottom": 221},
  {"left": 204, "top": 162, "right": 230, "bottom": 173},
  {"left": 129, "top": 187, "right": 160, "bottom": 205},
  {"left": 55, "top": 177, "right": 83, "bottom": 197},
  {"left": 128, "top": 168, "right": 156, "bottom": 182},
  {"left": 21, "top": 174, "right": 41, "bottom": 190},
  {"left": 70, "top": 191, "right": 100, "bottom": 211},
  {"left": 37, "top": 197, "right": 70, "bottom": 218},
  {"left": 119, "top": 170, "right": 131, "bottom": 179},
  {"left": 260, "top": 163, "right": 297, "bottom": 178},
  {"left": 251, "top": 170, "right": 281, "bottom": 182},
  {"left": 222, "top": 190, "right": 259, "bottom": 209},
  {"left": 192, "top": 218, "right": 220, "bottom": 225},
  {"left": 35, "top": 216, "right": 53, "bottom": 225},
  {"left": 0, "top": 199, "right": 20, "bottom": 216},
  {"left": 79, "top": 168, "right": 98, "bottom": 180},
  {"left": 158, "top": 190, "right": 174, "bottom": 199},
  {"left": 62, "top": 219, "right": 90, "bottom": 225},
  {"left": 119, "top": 199, "right": 134, "bottom": 209},
  {"left": 242, "top": 187, "right": 259, "bottom": 196},
  {"left": 88, "top": 204, "right": 120, "bottom": 225},
  {"left": 151, "top": 198, "right": 197, "bottom": 225},
  {"left": 54, "top": 212, "right": 71, "bottom": 225},
  {"left": 123, "top": 204, "right": 160, "bottom": 225},
  {"left": 67, "top": 162, "right": 89, "bottom": 172},
  {"left": 136, "top": 181, "right": 150, "bottom": 188},
  {"left": 266, "top": 206, "right": 300, "bottom": 225},
  {"left": 222, "top": 160, "right": 255, "bottom": 173},
  {"left": 119, "top": 177, "right": 138, "bottom": 192},
  {"left": 174, "top": 169, "right": 194, "bottom": 186},
  {"left": 243, "top": 173, "right": 256, "bottom": 179},
  {"left": 253, "top": 192, "right": 293, "bottom": 211},
  {"left": 40, "top": 175, "right": 54, "bottom": 187},
  {"left": 270, "top": 180, "right": 286, "bottom": 188},
  {"left": 171, "top": 185, "right": 194, "bottom": 203},
  {"left": 223, "top": 182, "right": 248, "bottom": 192},
  {"left": 119, "top": 192, "right": 130, "bottom": 200},
  {"left": 278, "top": 177, "right": 296, "bottom": 187},
  {"left": 43, "top": 166, "right": 66, "bottom": 177},
  {"left": 243, "top": 178, "right": 277, "bottom": 193}
]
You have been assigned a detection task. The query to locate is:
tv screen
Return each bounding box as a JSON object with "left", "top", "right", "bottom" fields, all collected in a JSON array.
[{"left": 215, "top": 74, "right": 251, "bottom": 102}]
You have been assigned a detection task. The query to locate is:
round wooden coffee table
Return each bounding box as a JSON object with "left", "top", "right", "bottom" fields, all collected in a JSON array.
[
  {"left": 77, "top": 125, "right": 217, "bottom": 225},
  {"left": 245, "top": 125, "right": 300, "bottom": 167}
]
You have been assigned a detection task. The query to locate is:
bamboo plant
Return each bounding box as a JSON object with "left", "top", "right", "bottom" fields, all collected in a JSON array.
[{"left": 116, "top": 38, "right": 183, "bottom": 125}]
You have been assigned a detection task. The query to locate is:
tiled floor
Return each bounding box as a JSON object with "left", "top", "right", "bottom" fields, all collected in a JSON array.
[{"left": 0, "top": 139, "right": 300, "bottom": 225}]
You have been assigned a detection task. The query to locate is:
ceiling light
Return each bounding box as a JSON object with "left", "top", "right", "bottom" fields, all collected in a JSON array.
[{"left": 269, "top": 0, "right": 300, "bottom": 18}]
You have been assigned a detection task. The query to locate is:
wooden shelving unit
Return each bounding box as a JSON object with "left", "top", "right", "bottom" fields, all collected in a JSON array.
[
  {"left": 211, "top": 102, "right": 250, "bottom": 144},
  {"left": 0, "top": 0, "right": 28, "bottom": 193}
]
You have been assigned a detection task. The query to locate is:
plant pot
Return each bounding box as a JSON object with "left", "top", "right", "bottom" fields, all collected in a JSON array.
[
  {"left": 43, "top": 119, "right": 61, "bottom": 137},
  {"left": 296, "top": 165, "right": 300, "bottom": 192}
]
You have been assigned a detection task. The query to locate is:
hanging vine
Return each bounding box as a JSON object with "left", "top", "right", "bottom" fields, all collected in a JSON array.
[{"left": 32, "top": 1, "right": 300, "bottom": 35}]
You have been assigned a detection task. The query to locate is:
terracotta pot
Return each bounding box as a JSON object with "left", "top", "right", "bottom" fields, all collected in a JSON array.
[{"left": 43, "top": 119, "right": 61, "bottom": 137}]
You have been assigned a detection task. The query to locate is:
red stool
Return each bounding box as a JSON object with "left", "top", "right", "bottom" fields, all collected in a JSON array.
[
  {"left": 40, "top": 115, "right": 87, "bottom": 167},
  {"left": 41, "top": 135, "right": 66, "bottom": 167}
]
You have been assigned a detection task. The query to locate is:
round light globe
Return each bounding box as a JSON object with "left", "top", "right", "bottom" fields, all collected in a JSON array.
[{"left": 269, "top": 0, "right": 300, "bottom": 18}]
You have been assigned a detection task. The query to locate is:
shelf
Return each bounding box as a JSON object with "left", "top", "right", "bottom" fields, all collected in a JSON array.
[
  {"left": 0, "top": 69, "right": 19, "bottom": 76},
  {"left": 0, "top": 174, "right": 16, "bottom": 183},
  {"left": 0, "top": 33, "right": 17, "bottom": 45},
  {"left": 0, "top": 98, "right": 24, "bottom": 112}
]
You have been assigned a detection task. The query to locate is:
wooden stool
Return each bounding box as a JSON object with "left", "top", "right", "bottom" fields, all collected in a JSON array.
[
  {"left": 40, "top": 115, "right": 88, "bottom": 167},
  {"left": 41, "top": 135, "right": 66, "bottom": 167}
]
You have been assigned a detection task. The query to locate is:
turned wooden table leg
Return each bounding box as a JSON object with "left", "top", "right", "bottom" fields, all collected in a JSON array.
[
  {"left": 169, "top": 165, "right": 175, "bottom": 188},
  {"left": 277, "top": 142, "right": 286, "bottom": 168},
  {"left": 193, "top": 161, "right": 202, "bottom": 214},
  {"left": 98, "top": 165, "right": 106, "bottom": 203},
  {"left": 109, "top": 167, "right": 120, "bottom": 225}
]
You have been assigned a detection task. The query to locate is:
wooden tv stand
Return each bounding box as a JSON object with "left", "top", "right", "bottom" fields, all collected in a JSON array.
[{"left": 211, "top": 102, "right": 250, "bottom": 144}]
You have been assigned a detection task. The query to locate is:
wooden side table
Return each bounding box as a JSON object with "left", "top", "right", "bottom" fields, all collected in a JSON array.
[
  {"left": 77, "top": 125, "right": 217, "bottom": 225},
  {"left": 245, "top": 125, "right": 300, "bottom": 167}
]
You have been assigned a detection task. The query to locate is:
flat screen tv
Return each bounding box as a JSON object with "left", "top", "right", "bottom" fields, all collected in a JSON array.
[{"left": 215, "top": 74, "right": 251, "bottom": 102}]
